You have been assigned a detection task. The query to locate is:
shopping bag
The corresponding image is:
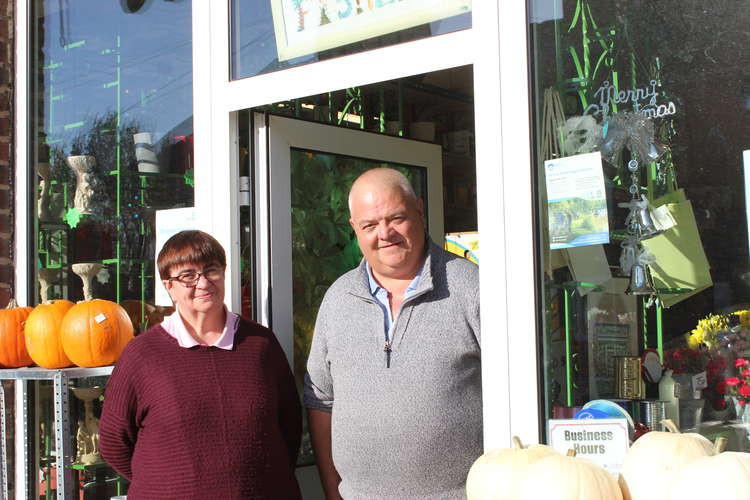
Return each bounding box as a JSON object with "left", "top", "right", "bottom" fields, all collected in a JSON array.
[{"left": 641, "top": 190, "right": 712, "bottom": 307}]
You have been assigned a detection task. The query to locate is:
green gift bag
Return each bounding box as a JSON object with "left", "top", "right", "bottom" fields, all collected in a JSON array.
[{"left": 641, "top": 189, "right": 712, "bottom": 307}]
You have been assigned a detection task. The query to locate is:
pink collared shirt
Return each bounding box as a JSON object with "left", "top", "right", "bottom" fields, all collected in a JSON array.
[{"left": 161, "top": 306, "right": 240, "bottom": 349}]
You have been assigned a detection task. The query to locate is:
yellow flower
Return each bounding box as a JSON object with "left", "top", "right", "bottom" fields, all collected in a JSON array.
[
  {"left": 686, "top": 331, "right": 702, "bottom": 350},
  {"left": 732, "top": 309, "right": 750, "bottom": 329},
  {"left": 690, "top": 313, "right": 729, "bottom": 349}
]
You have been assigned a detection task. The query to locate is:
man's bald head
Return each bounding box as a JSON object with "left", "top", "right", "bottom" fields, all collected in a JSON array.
[
  {"left": 347, "top": 168, "right": 426, "bottom": 281},
  {"left": 348, "top": 168, "right": 418, "bottom": 214}
]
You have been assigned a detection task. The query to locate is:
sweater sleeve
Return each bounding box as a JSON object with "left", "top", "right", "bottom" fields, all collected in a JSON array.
[
  {"left": 303, "top": 295, "right": 334, "bottom": 412},
  {"left": 303, "top": 296, "right": 333, "bottom": 412},
  {"left": 271, "top": 332, "right": 303, "bottom": 466},
  {"left": 99, "top": 344, "right": 140, "bottom": 480}
]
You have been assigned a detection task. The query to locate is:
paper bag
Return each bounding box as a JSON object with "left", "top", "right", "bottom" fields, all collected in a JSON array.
[{"left": 641, "top": 191, "right": 712, "bottom": 307}]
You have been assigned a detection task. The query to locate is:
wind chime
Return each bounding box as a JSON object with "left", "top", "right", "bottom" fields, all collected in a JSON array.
[{"left": 600, "top": 112, "right": 666, "bottom": 296}]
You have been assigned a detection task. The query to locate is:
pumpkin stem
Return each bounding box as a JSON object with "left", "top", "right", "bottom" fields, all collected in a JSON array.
[
  {"left": 566, "top": 449, "right": 577, "bottom": 457},
  {"left": 6, "top": 298, "right": 18, "bottom": 309},
  {"left": 512, "top": 436, "right": 525, "bottom": 450},
  {"left": 713, "top": 437, "right": 728, "bottom": 454},
  {"left": 661, "top": 419, "right": 680, "bottom": 434}
]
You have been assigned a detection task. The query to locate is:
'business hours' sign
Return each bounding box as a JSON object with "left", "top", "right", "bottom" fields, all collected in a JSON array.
[
  {"left": 270, "top": 0, "right": 472, "bottom": 61},
  {"left": 547, "top": 419, "right": 630, "bottom": 476}
]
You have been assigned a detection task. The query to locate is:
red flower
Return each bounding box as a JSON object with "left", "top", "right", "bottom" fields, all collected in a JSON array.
[
  {"left": 726, "top": 377, "right": 741, "bottom": 386},
  {"left": 716, "top": 380, "right": 727, "bottom": 394},
  {"left": 739, "top": 384, "right": 750, "bottom": 397},
  {"left": 735, "top": 358, "right": 748, "bottom": 368},
  {"left": 740, "top": 400, "right": 747, "bottom": 406},
  {"left": 743, "top": 369, "right": 750, "bottom": 377},
  {"left": 712, "top": 398, "right": 728, "bottom": 410}
]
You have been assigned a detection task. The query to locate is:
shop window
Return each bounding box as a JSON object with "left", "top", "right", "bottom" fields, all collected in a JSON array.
[
  {"left": 30, "top": 0, "right": 193, "bottom": 318},
  {"left": 531, "top": 1, "right": 750, "bottom": 452},
  {"left": 18, "top": 1, "right": 194, "bottom": 497},
  {"left": 230, "top": 0, "right": 471, "bottom": 80}
]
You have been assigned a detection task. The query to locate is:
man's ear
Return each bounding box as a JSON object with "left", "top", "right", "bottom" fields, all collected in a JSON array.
[
  {"left": 349, "top": 218, "right": 356, "bottom": 232},
  {"left": 417, "top": 199, "right": 426, "bottom": 221}
]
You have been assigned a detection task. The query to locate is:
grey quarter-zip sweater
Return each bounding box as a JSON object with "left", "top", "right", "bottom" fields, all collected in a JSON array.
[{"left": 304, "top": 241, "right": 482, "bottom": 500}]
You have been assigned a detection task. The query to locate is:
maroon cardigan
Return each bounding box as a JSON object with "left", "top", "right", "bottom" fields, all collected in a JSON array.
[{"left": 100, "top": 319, "right": 302, "bottom": 500}]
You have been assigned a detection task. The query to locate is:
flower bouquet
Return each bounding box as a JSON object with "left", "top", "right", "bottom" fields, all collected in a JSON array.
[
  {"left": 684, "top": 310, "right": 750, "bottom": 414},
  {"left": 724, "top": 358, "right": 750, "bottom": 407}
]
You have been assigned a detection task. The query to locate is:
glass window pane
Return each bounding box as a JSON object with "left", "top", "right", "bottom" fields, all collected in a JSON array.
[
  {"left": 230, "top": 0, "right": 471, "bottom": 80},
  {"left": 31, "top": 0, "right": 194, "bottom": 314},
  {"left": 26, "top": 2, "right": 193, "bottom": 496},
  {"left": 531, "top": 1, "right": 750, "bottom": 451}
]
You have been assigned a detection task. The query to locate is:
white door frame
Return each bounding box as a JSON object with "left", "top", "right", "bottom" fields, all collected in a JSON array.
[{"left": 191, "top": 2, "right": 540, "bottom": 450}]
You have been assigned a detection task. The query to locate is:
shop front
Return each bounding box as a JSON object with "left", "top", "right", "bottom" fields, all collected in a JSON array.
[{"left": 8, "top": 0, "right": 750, "bottom": 498}]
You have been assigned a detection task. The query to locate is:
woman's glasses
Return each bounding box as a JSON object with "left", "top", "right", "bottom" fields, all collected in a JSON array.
[{"left": 167, "top": 266, "right": 224, "bottom": 287}]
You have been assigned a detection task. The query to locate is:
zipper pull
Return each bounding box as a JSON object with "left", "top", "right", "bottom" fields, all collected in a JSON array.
[{"left": 384, "top": 340, "right": 392, "bottom": 368}]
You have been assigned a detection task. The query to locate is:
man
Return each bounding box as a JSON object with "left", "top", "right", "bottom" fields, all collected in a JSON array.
[{"left": 304, "top": 168, "right": 482, "bottom": 500}]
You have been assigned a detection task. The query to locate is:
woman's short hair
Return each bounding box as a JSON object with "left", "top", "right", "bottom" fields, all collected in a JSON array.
[{"left": 157, "top": 230, "right": 226, "bottom": 280}]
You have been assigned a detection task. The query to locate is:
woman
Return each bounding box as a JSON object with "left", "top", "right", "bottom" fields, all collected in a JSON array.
[{"left": 100, "top": 230, "right": 302, "bottom": 499}]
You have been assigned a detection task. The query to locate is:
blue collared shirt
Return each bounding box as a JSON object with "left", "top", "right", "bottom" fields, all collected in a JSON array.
[{"left": 366, "top": 261, "right": 424, "bottom": 341}]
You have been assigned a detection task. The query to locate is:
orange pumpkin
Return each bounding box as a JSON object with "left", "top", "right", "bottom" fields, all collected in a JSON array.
[
  {"left": 25, "top": 300, "right": 75, "bottom": 368},
  {"left": 60, "top": 299, "right": 134, "bottom": 367},
  {"left": 0, "top": 299, "right": 34, "bottom": 368}
]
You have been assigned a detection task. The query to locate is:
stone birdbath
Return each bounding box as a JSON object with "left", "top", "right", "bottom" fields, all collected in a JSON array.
[
  {"left": 71, "top": 386, "right": 104, "bottom": 465},
  {"left": 71, "top": 263, "right": 103, "bottom": 302}
]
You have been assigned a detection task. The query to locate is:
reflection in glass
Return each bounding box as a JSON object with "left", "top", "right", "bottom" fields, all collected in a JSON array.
[
  {"left": 290, "top": 148, "right": 425, "bottom": 464},
  {"left": 27, "top": 2, "right": 194, "bottom": 496},
  {"left": 31, "top": 0, "right": 194, "bottom": 310}
]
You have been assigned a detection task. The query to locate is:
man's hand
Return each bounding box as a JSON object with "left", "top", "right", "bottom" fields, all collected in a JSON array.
[{"left": 308, "top": 409, "right": 344, "bottom": 500}]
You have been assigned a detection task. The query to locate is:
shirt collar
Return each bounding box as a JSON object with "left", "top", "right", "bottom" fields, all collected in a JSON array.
[
  {"left": 365, "top": 258, "right": 425, "bottom": 297},
  {"left": 161, "top": 305, "right": 240, "bottom": 350}
]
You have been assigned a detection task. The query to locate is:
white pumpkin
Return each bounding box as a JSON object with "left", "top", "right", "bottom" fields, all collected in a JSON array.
[
  {"left": 669, "top": 450, "right": 750, "bottom": 499},
  {"left": 517, "top": 450, "right": 622, "bottom": 500},
  {"left": 466, "top": 436, "right": 558, "bottom": 500},
  {"left": 618, "top": 419, "right": 715, "bottom": 500}
]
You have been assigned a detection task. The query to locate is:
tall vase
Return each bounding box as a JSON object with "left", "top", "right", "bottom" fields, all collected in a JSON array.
[
  {"left": 66, "top": 155, "right": 98, "bottom": 215},
  {"left": 134, "top": 132, "right": 161, "bottom": 173},
  {"left": 36, "top": 162, "right": 53, "bottom": 221},
  {"left": 731, "top": 397, "right": 750, "bottom": 446}
]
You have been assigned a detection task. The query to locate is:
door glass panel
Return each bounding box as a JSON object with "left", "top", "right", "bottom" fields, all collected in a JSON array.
[
  {"left": 230, "top": 0, "right": 471, "bottom": 80},
  {"left": 530, "top": 1, "right": 750, "bottom": 451},
  {"left": 290, "top": 148, "right": 426, "bottom": 464}
]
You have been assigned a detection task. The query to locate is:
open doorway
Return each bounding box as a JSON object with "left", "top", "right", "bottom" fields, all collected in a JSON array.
[{"left": 237, "top": 64, "right": 476, "bottom": 497}]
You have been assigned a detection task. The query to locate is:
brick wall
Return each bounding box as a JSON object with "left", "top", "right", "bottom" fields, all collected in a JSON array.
[{"left": 0, "top": 0, "right": 12, "bottom": 308}]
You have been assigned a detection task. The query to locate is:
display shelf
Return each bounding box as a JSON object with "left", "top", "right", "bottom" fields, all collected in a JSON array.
[{"left": 0, "top": 366, "right": 114, "bottom": 500}]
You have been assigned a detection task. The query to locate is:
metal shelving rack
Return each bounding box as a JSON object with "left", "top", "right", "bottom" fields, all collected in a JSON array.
[{"left": 0, "top": 365, "right": 114, "bottom": 499}]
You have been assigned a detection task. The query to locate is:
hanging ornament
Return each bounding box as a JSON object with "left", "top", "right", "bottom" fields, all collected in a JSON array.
[
  {"left": 599, "top": 112, "right": 667, "bottom": 165},
  {"left": 618, "top": 158, "right": 658, "bottom": 297}
]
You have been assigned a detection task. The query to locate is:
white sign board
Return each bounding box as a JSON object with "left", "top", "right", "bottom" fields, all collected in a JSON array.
[
  {"left": 547, "top": 418, "right": 630, "bottom": 476},
  {"left": 271, "top": 0, "right": 472, "bottom": 61},
  {"left": 154, "top": 207, "right": 197, "bottom": 306}
]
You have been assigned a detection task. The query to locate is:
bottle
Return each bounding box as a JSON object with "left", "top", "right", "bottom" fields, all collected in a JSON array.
[{"left": 659, "top": 369, "right": 680, "bottom": 429}]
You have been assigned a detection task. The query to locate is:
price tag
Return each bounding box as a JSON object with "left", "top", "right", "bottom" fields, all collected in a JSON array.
[
  {"left": 692, "top": 371, "right": 708, "bottom": 391},
  {"left": 94, "top": 313, "right": 107, "bottom": 323}
]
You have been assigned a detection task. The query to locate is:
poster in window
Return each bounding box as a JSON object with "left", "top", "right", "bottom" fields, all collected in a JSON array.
[{"left": 270, "top": 0, "right": 472, "bottom": 61}]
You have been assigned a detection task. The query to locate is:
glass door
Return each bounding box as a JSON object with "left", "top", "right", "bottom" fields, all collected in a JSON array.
[{"left": 252, "top": 112, "right": 443, "bottom": 470}]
